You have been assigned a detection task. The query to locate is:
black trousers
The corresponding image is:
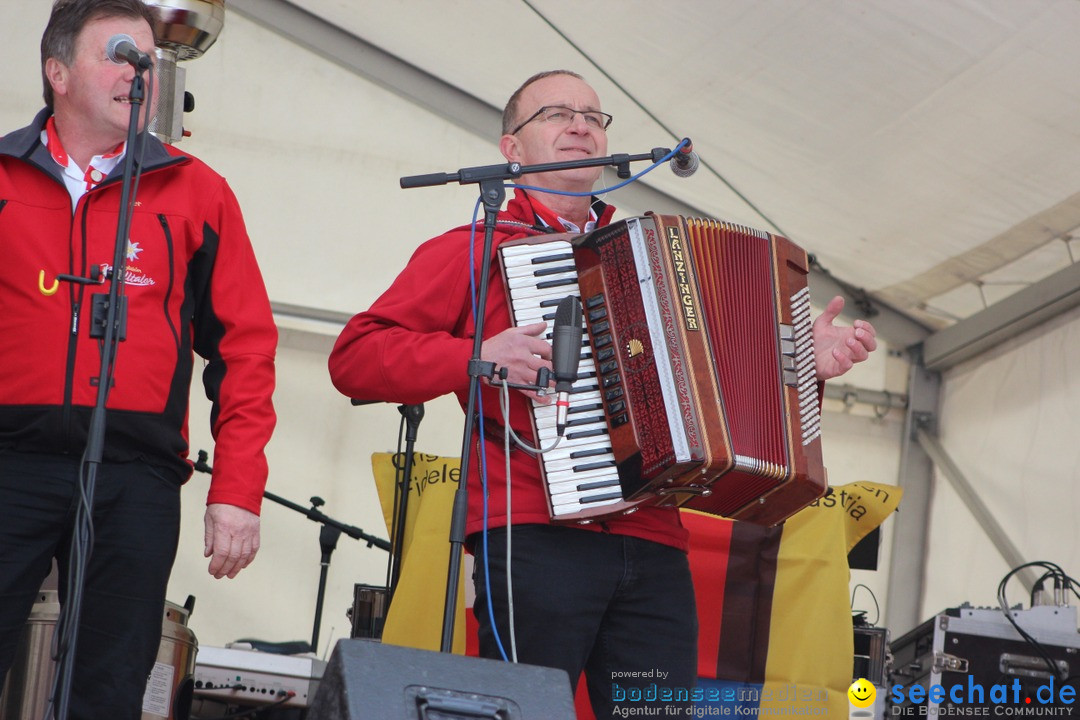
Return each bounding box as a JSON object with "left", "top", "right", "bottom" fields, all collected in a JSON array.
[
  {"left": 0, "top": 450, "right": 181, "bottom": 720},
  {"left": 472, "top": 524, "right": 698, "bottom": 719}
]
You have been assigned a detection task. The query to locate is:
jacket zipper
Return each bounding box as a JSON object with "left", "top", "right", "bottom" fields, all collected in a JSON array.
[
  {"left": 158, "top": 214, "right": 180, "bottom": 351},
  {"left": 62, "top": 200, "right": 90, "bottom": 451}
]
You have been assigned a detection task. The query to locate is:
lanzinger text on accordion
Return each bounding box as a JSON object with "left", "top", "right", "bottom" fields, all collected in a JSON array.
[{"left": 497, "top": 213, "right": 827, "bottom": 526}]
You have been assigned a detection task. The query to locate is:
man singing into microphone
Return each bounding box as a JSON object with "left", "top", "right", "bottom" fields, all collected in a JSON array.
[
  {"left": 0, "top": 2, "right": 277, "bottom": 717},
  {"left": 329, "top": 70, "right": 876, "bottom": 718}
]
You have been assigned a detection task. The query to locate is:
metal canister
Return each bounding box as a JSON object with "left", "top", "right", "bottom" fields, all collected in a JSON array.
[
  {"left": 0, "top": 594, "right": 198, "bottom": 720},
  {"left": 140, "top": 599, "right": 198, "bottom": 720},
  {"left": 0, "top": 590, "right": 60, "bottom": 720}
]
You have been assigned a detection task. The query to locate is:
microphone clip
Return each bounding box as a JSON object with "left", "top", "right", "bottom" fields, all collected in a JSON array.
[
  {"left": 55, "top": 265, "right": 108, "bottom": 287},
  {"left": 485, "top": 364, "right": 554, "bottom": 395}
]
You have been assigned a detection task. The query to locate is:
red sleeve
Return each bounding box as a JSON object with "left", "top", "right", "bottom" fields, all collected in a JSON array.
[
  {"left": 328, "top": 230, "right": 479, "bottom": 406},
  {"left": 194, "top": 179, "right": 278, "bottom": 514}
]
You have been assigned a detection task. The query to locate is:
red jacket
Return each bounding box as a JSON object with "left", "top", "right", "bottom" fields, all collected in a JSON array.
[
  {"left": 0, "top": 109, "right": 276, "bottom": 514},
  {"left": 329, "top": 189, "right": 689, "bottom": 551}
]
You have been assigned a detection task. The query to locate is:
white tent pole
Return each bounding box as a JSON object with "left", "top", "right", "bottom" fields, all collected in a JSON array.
[{"left": 884, "top": 357, "right": 940, "bottom": 635}]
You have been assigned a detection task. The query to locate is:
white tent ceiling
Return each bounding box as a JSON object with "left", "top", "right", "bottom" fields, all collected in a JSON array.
[{"left": 238, "top": 0, "right": 1080, "bottom": 340}]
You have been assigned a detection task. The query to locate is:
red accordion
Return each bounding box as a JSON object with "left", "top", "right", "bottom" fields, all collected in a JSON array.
[{"left": 498, "top": 213, "right": 827, "bottom": 526}]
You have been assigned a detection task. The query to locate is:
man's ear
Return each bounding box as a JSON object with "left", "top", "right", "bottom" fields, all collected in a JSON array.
[
  {"left": 499, "top": 133, "right": 522, "bottom": 164},
  {"left": 44, "top": 57, "right": 68, "bottom": 100}
]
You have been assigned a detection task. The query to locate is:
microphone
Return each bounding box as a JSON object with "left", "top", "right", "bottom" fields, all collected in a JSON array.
[
  {"left": 670, "top": 140, "right": 700, "bottom": 178},
  {"left": 106, "top": 33, "right": 153, "bottom": 71},
  {"left": 551, "top": 295, "right": 583, "bottom": 437}
]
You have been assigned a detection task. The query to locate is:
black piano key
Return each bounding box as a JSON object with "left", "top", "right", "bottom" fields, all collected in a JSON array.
[
  {"left": 570, "top": 383, "right": 600, "bottom": 395},
  {"left": 533, "top": 264, "right": 577, "bottom": 277},
  {"left": 574, "top": 464, "right": 617, "bottom": 474},
  {"left": 531, "top": 252, "right": 574, "bottom": 265},
  {"left": 566, "top": 416, "right": 600, "bottom": 428},
  {"left": 539, "top": 298, "right": 563, "bottom": 308},
  {"left": 545, "top": 333, "right": 591, "bottom": 347},
  {"left": 580, "top": 491, "right": 624, "bottom": 505},
  {"left": 569, "top": 446, "right": 613, "bottom": 459},
  {"left": 567, "top": 428, "right": 607, "bottom": 440},
  {"left": 568, "top": 403, "right": 604, "bottom": 415},
  {"left": 576, "top": 478, "right": 620, "bottom": 491},
  {"left": 537, "top": 277, "right": 578, "bottom": 290}
]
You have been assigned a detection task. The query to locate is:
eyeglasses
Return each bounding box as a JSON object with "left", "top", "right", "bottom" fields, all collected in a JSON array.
[{"left": 510, "top": 105, "right": 613, "bottom": 135}]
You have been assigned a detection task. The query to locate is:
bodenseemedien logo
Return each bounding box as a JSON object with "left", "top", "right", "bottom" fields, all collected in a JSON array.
[{"left": 890, "top": 677, "right": 1075, "bottom": 716}]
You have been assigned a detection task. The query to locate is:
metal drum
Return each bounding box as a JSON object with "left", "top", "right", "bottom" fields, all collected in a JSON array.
[
  {"left": 0, "top": 590, "right": 59, "bottom": 720},
  {"left": 0, "top": 593, "right": 198, "bottom": 720},
  {"left": 142, "top": 600, "right": 198, "bottom": 720}
]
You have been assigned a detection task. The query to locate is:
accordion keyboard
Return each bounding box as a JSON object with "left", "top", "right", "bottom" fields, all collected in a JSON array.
[{"left": 500, "top": 240, "right": 631, "bottom": 519}]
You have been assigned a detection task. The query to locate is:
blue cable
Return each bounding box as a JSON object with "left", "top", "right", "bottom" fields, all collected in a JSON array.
[{"left": 467, "top": 197, "right": 510, "bottom": 662}]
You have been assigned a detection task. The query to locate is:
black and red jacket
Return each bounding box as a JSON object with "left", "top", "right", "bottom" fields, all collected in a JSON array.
[{"left": 0, "top": 109, "right": 276, "bottom": 514}]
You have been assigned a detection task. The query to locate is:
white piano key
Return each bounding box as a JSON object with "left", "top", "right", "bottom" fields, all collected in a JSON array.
[
  {"left": 501, "top": 242, "right": 573, "bottom": 262},
  {"left": 546, "top": 464, "right": 621, "bottom": 488},
  {"left": 506, "top": 271, "right": 579, "bottom": 290},
  {"left": 551, "top": 492, "right": 625, "bottom": 510},
  {"left": 537, "top": 421, "right": 608, "bottom": 443},
  {"left": 542, "top": 453, "right": 617, "bottom": 474},
  {"left": 503, "top": 262, "right": 577, "bottom": 279},
  {"left": 541, "top": 438, "right": 612, "bottom": 461}
]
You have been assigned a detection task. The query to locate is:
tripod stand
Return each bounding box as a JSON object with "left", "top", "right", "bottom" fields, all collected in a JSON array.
[{"left": 193, "top": 451, "right": 389, "bottom": 652}]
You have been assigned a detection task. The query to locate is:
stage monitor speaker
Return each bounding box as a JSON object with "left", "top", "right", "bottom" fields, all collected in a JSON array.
[{"left": 307, "top": 639, "right": 575, "bottom": 720}]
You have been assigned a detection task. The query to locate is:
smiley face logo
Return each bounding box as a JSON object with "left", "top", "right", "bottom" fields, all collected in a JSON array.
[{"left": 848, "top": 678, "right": 876, "bottom": 708}]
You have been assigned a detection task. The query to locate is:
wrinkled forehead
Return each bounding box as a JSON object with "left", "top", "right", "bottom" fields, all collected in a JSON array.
[
  {"left": 74, "top": 13, "right": 155, "bottom": 54},
  {"left": 520, "top": 74, "right": 603, "bottom": 113}
]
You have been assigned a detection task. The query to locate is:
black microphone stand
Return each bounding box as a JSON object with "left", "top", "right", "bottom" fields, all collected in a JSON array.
[
  {"left": 192, "top": 451, "right": 390, "bottom": 653},
  {"left": 399, "top": 144, "right": 679, "bottom": 654},
  {"left": 52, "top": 71, "right": 147, "bottom": 720},
  {"left": 387, "top": 403, "right": 425, "bottom": 606}
]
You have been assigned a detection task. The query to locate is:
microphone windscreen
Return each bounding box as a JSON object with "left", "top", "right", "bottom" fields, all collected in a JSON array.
[
  {"left": 670, "top": 150, "right": 700, "bottom": 178},
  {"left": 106, "top": 33, "right": 136, "bottom": 64},
  {"left": 554, "top": 294, "right": 582, "bottom": 329},
  {"left": 552, "top": 296, "right": 583, "bottom": 386}
]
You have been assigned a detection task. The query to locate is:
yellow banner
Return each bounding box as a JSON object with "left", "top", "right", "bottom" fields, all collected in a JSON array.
[{"left": 371, "top": 451, "right": 466, "bottom": 653}]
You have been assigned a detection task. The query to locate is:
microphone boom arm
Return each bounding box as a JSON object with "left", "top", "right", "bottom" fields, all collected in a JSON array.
[{"left": 400, "top": 144, "right": 686, "bottom": 189}]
